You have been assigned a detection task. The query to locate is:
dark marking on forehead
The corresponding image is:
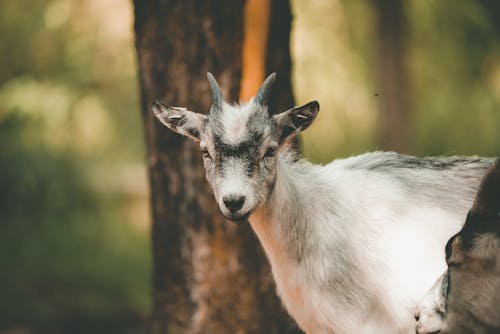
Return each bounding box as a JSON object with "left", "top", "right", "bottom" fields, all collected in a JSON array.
[
  {"left": 211, "top": 131, "right": 264, "bottom": 177},
  {"left": 214, "top": 131, "right": 264, "bottom": 157}
]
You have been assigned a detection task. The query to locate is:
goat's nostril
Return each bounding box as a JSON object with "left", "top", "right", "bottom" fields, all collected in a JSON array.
[{"left": 223, "top": 195, "right": 245, "bottom": 212}]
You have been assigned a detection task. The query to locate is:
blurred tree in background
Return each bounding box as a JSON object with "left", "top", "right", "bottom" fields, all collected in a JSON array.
[
  {"left": 294, "top": 0, "right": 500, "bottom": 161},
  {"left": 0, "top": 0, "right": 499, "bottom": 333},
  {"left": 373, "top": 0, "right": 411, "bottom": 152}
]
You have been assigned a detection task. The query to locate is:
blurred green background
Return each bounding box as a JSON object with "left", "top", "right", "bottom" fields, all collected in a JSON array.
[
  {"left": 0, "top": 1, "right": 149, "bottom": 333},
  {"left": 0, "top": 0, "right": 499, "bottom": 333}
]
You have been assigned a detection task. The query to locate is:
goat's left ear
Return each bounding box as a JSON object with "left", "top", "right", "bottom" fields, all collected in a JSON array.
[
  {"left": 470, "top": 157, "right": 500, "bottom": 226},
  {"left": 152, "top": 100, "right": 207, "bottom": 141},
  {"left": 273, "top": 101, "right": 320, "bottom": 141}
]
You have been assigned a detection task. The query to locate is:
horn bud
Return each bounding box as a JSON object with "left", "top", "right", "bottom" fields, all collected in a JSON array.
[
  {"left": 254, "top": 73, "right": 276, "bottom": 106},
  {"left": 207, "top": 72, "right": 224, "bottom": 109}
]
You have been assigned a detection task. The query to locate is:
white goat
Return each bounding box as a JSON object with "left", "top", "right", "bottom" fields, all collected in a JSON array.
[{"left": 152, "top": 73, "right": 492, "bottom": 334}]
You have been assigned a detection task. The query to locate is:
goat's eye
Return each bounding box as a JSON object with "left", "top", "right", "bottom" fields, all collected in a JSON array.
[
  {"left": 264, "top": 146, "right": 277, "bottom": 158},
  {"left": 201, "top": 148, "right": 211, "bottom": 159},
  {"left": 447, "top": 259, "right": 462, "bottom": 269}
]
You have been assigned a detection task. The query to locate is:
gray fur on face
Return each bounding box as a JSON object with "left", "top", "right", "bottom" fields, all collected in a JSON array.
[
  {"left": 191, "top": 75, "right": 317, "bottom": 220},
  {"left": 200, "top": 103, "right": 280, "bottom": 220}
]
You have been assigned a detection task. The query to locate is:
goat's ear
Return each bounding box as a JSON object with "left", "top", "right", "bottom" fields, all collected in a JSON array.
[
  {"left": 152, "top": 100, "right": 207, "bottom": 141},
  {"left": 470, "top": 158, "right": 500, "bottom": 220},
  {"left": 459, "top": 158, "right": 500, "bottom": 246},
  {"left": 464, "top": 158, "right": 500, "bottom": 233},
  {"left": 273, "top": 101, "right": 320, "bottom": 141}
]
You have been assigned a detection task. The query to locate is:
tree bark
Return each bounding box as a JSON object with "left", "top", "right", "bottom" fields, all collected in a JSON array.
[
  {"left": 133, "top": 0, "right": 299, "bottom": 333},
  {"left": 374, "top": 0, "right": 411, "bottom": 153},
  {"left": 266, "top": 0, "right": 294, "bottom": 115}
]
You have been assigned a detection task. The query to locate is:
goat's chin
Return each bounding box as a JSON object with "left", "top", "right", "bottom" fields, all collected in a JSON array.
[
  {"left": 416, "top": 317, "right": 443, "bottom": 334},
  {"left": 223, "top": 211, "right": 251, "bottom": 223}
]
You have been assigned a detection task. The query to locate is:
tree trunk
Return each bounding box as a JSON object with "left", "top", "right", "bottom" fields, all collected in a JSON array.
[
  {"left": 266, "top": 0, "right": 294, "bottom": 115},
  {"left": 132, "top": 1, "right": 300, "bottom": 333},
  {"left": 374, "top": 0, "right": 411, "bottom": 153}
]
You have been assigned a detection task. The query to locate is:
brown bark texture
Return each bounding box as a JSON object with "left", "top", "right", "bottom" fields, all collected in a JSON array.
[
  {"left": 374, "top": 0, "right": 411, "bottom": 153},
  {"left": 133, "top": 0, "right": 301, "bottom": 333}
]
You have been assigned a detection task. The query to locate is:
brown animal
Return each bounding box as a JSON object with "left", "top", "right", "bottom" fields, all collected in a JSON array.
[{"left": 416, "top": 158, "right": 500, "bottom": 334}]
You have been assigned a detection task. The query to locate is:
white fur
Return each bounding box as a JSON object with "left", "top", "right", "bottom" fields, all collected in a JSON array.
[
  {"left": 249, "top": 153, "right": 470, "bottom": 334},
  {"left": 220, "top": 102, "right": 254, "bottom": 144},
  {"left": 218, "top": 157, "right": 254, "bottom": 215}
]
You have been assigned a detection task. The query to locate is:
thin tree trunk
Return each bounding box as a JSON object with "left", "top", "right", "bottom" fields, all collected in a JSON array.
[
  {"left": 240, "top": 0, "right": 294, "bottom": 114},
  {"left": 374, "top": 0, "right": 411, "bottom": 153},
  {"left": 133, "top": 0, "right": 300, "bottom": 333},
  {"left": 266, "top": 0, "right": 294, "bottom": 115}
]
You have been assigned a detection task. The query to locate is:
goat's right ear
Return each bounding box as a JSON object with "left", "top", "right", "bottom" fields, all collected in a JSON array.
[
  {"left": 273, "top": 101, "right": 320, "bottom": 141},
  {"left": 471, "top": 158, "right": 500, "bottom": 219},
  {"left": 460, "top": 158, "right": 500, "bottom": 246},
  {"left": 152, "top": 100, "right": 207, "bottom": 141}
]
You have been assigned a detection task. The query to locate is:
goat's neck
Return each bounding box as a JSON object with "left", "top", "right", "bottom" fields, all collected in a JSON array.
[{"left": 249, "top": 153, "right": 314, "bottom": 265}]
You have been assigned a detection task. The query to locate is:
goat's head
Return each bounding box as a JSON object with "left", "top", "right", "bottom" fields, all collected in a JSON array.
[
  {"left": 441, "top": 157, "right": 500, "bottom": 333},
  {"left": 152, "top": 73, "right": 319, "bottom": 221},
  {"left": 416, "top": 158, "right": 500, "bottom": 334}
]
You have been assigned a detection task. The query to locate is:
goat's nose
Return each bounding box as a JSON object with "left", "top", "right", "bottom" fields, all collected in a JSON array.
[{"left": 223, "top": 195, "right": 245, "bottom": 212}]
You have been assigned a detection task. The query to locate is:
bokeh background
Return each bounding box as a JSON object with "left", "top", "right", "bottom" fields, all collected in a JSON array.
[{"left": 0, "top": 0, "right": 499, "bottom": 333}]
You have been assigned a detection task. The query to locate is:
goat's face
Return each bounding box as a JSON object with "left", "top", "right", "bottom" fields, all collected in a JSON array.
[
  {"left": 152, "top": 73, "right": 319, "bottom": 221},
  {"left": 440, "top": 212, "right": 500, "bottom": 333},
  {"left": 416, "top": 159, "right": 500, "bottom": 334}
]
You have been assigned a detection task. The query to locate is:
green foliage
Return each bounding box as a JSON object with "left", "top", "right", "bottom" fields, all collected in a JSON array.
[
  {"left": 0, "top": 115, "right": 150, "bottom": 328},
  {"left": 0, "top": 0, "right": 149, "bottom": 332},
  {"left": 293, "top": 0, "right": 500, "bottom": 162},
  {"left": 408, "top": 0, "right": 500, "bottom": 155}
]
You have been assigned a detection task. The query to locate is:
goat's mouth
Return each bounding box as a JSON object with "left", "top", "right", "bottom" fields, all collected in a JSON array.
[
  {"left": 417, "top": 330, "right": 441, "bottom": 334},
  {"left": 415, "top": 320, "right": 442, "bottom": 334},
  {"left": 224, "top": 211, "right": 251, "bottom": 223}
]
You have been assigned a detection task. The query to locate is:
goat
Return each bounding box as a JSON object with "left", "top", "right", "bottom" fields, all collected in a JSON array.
[
  {"left": 416, "top": 158, "right": 500, "bottom": 334},
  {"left": 152, "top": 73, "right": 492, "bottom": 333}
]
